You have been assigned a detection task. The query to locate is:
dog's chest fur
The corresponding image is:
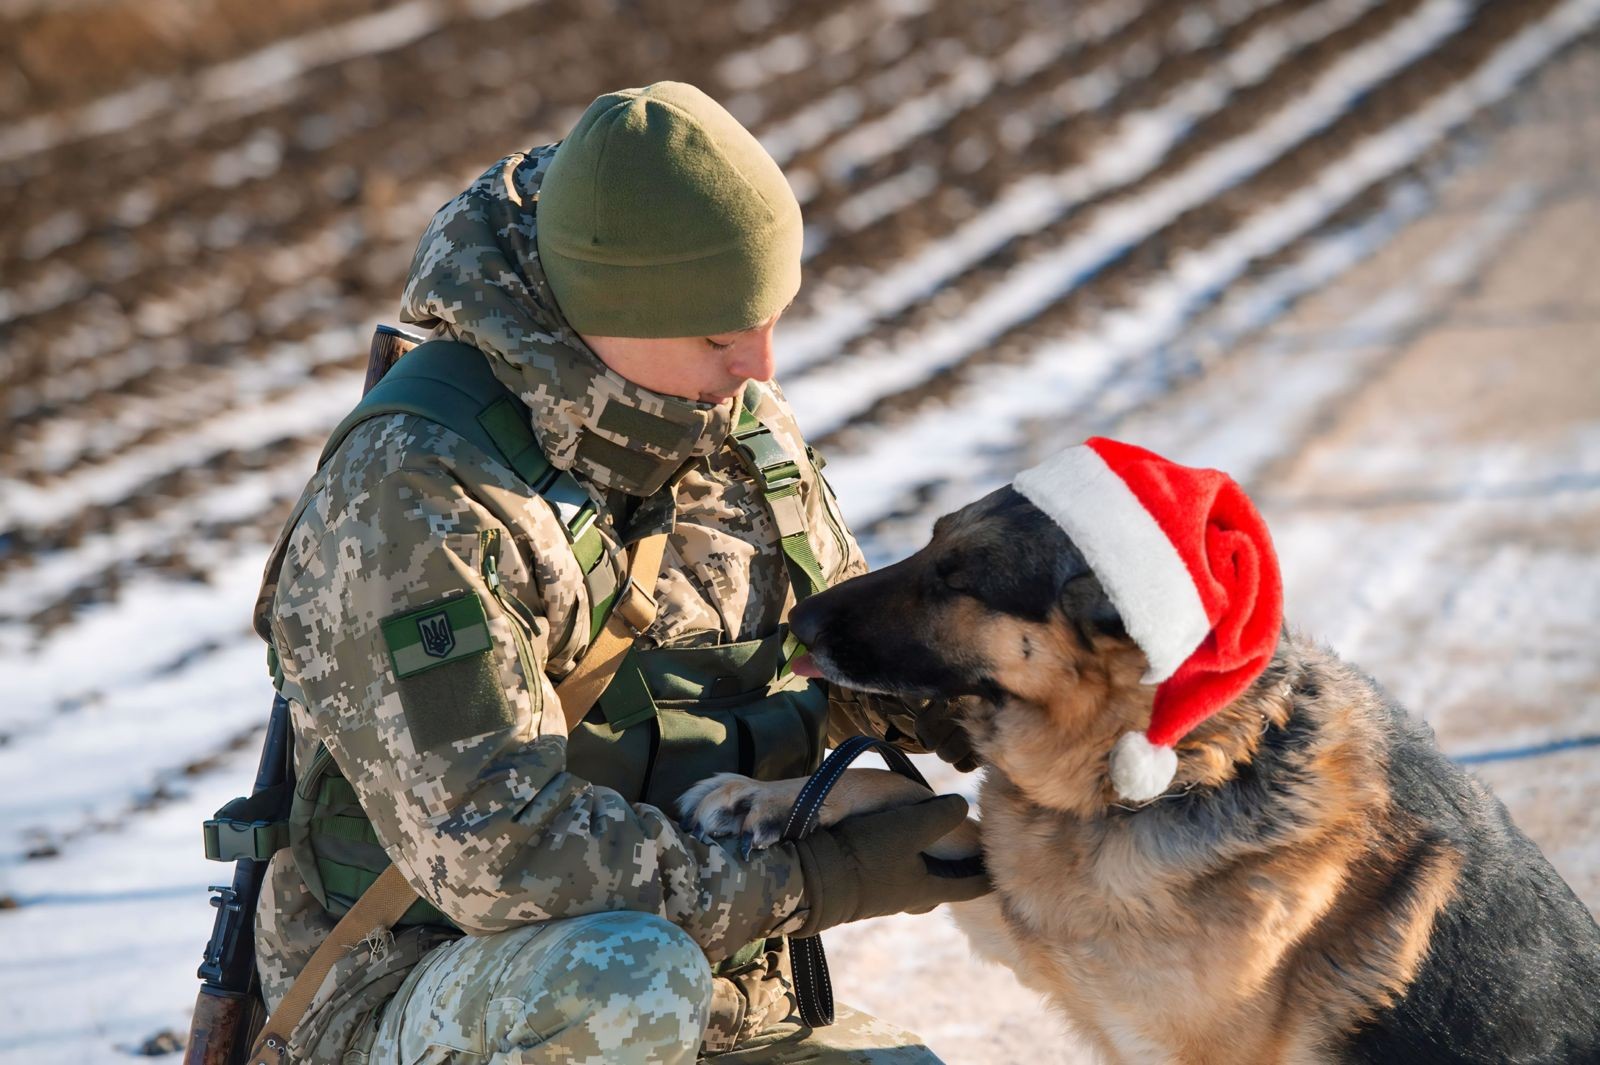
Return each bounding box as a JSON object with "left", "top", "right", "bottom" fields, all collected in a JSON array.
[
  {"left": 954, "top": 657, "right": 1404, "bottom": 1065},
  {"left": 960, "top": 775, "right": 1336, "bottom": 1065}
]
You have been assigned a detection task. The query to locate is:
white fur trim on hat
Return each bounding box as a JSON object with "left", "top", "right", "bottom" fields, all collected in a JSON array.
[
  {"left": 1109, "top": 731, "right": 1178, "bottom": 802},
  {"left": 1013, "top": 445, "right": 1211, "bottom": 684}
]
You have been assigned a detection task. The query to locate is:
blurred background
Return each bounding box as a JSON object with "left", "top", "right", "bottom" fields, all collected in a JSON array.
[{"left": 2, "top": 0, "right": 1597, "bottom": 1060}]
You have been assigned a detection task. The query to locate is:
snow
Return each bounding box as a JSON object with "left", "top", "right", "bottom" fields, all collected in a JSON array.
[
  {"left": 0, "top": 744, "right": 262, "bottom": 1064},
  {"left": 0, "top": 546, "right": 268, "bottom": 770},
  {"left": 0, "top": 326, "right": 365, "bottom": 532},
  {"left": 718, "top": 0, "right": 933, "bottom": 96},
  {"left": 0, "top": 0, "right": 549, "bottom": 165},
  {"left": 815, "top": 0, "right": 1600, "bottom": 537}
]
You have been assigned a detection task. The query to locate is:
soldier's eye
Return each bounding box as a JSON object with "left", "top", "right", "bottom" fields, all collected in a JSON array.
[{"left": 705, "top": 338, "right": 734, "bottom": 350}]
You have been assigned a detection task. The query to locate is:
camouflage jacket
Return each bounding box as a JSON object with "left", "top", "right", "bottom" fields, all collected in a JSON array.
[{"left": 250, "top": 147, "right": 929, "bottom": 1058}]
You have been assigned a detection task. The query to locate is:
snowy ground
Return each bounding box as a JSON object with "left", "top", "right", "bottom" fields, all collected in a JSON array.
[{"left": 1, "top": 1, "right": 1597, "bottom": 1061}]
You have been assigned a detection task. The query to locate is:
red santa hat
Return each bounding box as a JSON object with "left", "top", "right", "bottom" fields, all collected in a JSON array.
[{"left": 1012, "top": 438, "right": 1283, "bottom": 802}]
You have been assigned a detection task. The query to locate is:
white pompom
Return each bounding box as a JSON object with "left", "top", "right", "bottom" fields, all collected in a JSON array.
[{"left": 1109, "top": 732, "right": 1178, "bottom": 802}]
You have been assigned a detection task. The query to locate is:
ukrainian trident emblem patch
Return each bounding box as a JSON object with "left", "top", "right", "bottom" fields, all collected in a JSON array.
[
  {"left": 417, "top": 612, "right": 455, "bottom": 658},
  {"left": 381, "top": 593, "right": 494, "bottom": 679}
]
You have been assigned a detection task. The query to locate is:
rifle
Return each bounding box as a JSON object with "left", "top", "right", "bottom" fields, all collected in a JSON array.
[
  {"left": 182, "top": 694, "right": 290, "bottom": 1065},
  {"left": 364, "top": 323, "right": 423, "bottom": 393},
  {"left": 182, "top": 324, "right": 424, "bottom": 1064}
]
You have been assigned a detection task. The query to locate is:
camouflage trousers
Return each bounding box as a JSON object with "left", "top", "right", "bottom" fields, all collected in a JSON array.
[{"left": 345, "top": 911, "right": 941, "bottom": 1064}]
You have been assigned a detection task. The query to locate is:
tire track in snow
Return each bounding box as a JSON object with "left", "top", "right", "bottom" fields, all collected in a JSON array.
[{"left": 802, "top": 0, "right": 1285, "bottom": 241}]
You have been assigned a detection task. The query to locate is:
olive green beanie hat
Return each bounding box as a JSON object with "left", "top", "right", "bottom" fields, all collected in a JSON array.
[{"left": 536, "top": 82, "right": 803, "bottom": 339}]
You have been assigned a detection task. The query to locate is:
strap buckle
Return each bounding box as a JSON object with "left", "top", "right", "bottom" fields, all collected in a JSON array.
[
  {"left": 203, "top": 814, "right": 289, "bottom": 863},
  {"left": 731, "top": 424, "right": 802, "bottom": 491},
  {"left": 615, "top": 574, "right": 658, "bottom": 637},
  {"left": 202, "top": 784, "right": 293, "bottom": 861}
]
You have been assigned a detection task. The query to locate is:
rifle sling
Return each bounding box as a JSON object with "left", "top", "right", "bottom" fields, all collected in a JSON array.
[
  {"left": 552, "top": 531, "right": 667, "bottom": 730},
  {"left": 248, "top": 533, "right": 668, "bottom": 1063}
]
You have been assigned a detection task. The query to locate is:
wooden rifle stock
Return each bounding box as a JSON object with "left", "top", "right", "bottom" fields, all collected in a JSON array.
[
  {"left": 184, "top": 987, "right": 266, "bottom": 1065},
  {"left": 181, "top": 695, "right": 290, "bottom": 1065},
  {"left": 364, "top": 323, "right": 425, "bottom": 393}
]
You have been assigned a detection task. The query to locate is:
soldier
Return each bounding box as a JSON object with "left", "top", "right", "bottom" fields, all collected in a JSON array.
[{"left": 252, "top": 82, "right": 987, "bottom": 1063}]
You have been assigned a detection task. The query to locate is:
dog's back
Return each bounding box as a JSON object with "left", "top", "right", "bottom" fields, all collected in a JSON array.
[{"left": 1340, "top": 699, "right": 1600, "bottom": 1062}]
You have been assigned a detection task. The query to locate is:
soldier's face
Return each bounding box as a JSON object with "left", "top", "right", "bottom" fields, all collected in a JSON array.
[{"left": 580, "top": 308, "right": 783, "bottom": 405}]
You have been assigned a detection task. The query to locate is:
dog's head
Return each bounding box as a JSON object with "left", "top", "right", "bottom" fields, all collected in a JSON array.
[
  {"left": 793, "top": 485, "right": 1292, "bottom": 812},
  {"left": 792, "top": 485, "right": 1139, "bottom": 700},
  {"left": 792, "top": 488, "right": 1167, "bottom": 805}
]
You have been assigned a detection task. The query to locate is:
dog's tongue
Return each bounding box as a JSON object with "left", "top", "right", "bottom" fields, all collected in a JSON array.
[{"left": 789, "top": 652, "right": 823, "bottom": 678}]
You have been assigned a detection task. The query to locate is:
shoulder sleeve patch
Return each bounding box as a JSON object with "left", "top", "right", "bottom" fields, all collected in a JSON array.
[{"left": 382, "top": 593, "right": 494, "bottom": 679}]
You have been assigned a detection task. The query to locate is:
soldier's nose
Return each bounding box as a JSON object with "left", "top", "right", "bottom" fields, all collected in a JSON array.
[{"left": 729, "top": 333, "right": 776, "bottom": 381}]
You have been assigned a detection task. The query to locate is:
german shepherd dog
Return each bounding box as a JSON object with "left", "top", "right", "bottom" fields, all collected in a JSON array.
[{"left": 680, "top": 485, "right": 1600, "bottom": 1063}]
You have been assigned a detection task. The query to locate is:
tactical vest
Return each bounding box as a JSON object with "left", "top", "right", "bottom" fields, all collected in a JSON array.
[{"left": 207, "top": 341, "right": 833, "bottom": 938}]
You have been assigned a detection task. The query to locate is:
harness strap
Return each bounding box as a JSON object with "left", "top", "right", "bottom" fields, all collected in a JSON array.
[
  {"left": 247, "top": 864, "right": 416, "bottom": 1065},
  {"left": 553, "top": 531, "right": 668, "bottom": 732},
  {"left": 731, "top": 391, "right": 827, "bottom": 602},
  {"left": 325, "top": 340, "right": 617, "bottom": 644}
]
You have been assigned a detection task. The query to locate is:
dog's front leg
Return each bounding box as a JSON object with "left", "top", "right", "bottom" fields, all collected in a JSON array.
[{"left": 677, "top": 770, "right": 981, "bottom": 860}]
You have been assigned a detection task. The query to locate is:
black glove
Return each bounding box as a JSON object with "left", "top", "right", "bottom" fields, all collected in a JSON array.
[
  {"left": 915, "top": 697, "right": 980, "bottom": 772},
  {"left": 788, "top": 794, "right": 990, "bottom": 937}
]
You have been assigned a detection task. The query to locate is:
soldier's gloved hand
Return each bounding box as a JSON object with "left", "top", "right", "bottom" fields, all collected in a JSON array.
[
  {"left": 789, "top": 795, "right": 990, "bottom": 937},
  {"left": 915, "top": 697, "right": 981, "bottom": 772}
]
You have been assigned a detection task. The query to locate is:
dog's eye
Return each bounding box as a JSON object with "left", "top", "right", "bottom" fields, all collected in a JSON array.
[{"left": 935, "top": 555, "right": 972, "bottom": 595}]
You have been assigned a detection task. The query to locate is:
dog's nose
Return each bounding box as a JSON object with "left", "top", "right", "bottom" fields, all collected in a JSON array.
[{"left": 789, "top": 596, "right": 823, "bottom": 647}]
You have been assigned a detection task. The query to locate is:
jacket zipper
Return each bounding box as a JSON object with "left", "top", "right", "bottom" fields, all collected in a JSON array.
[
  {"left": 479, "top": 528, "right": 541, "bottom": 699},
  {"left": 806, "top": 445, "right": 850, "bottom": 578}
]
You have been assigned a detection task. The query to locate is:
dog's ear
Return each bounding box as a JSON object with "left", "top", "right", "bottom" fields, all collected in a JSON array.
[{"left": 1052, "top": 538, "right": 1126, "bottom": 639}]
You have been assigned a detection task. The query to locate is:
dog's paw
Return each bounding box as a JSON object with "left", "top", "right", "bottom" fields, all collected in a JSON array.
[{"left": 676, "top": 773, "right": 795, "bottom": 859}]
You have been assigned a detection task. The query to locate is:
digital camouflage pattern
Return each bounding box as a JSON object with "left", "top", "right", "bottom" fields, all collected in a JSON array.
[
  {"left": 363, "top": 912, "right": 714, "bottom": 1064},
  {"left": 253, "top": 146, "right": 939, "bottom": 1060},
  {"left": 349, "top": 912, "right": 937, "bottom": 1064}
]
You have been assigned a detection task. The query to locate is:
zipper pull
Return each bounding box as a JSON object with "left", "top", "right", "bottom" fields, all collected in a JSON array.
[{"left": 480, "top": 529, "right": 502, "bottom": 592}]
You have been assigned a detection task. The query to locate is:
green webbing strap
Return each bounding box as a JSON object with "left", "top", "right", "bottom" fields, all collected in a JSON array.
[
  {"left": 477, "top": 395, "right": 556, "bottom": 488},
  {"left": 203, "top": 784, "right": 293, "bottom": 862},
  {"left": 596, "top": 663, "right": 658, "bottom": 731},
  {"left": 326, "top": 340, "right": 616, "bottom": 640},
  {"left": 732, "top": 392, "right": 828, "bottom": 601},
  {"left": 320, "top": 340, "right": 523, "bottom": 475}
]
